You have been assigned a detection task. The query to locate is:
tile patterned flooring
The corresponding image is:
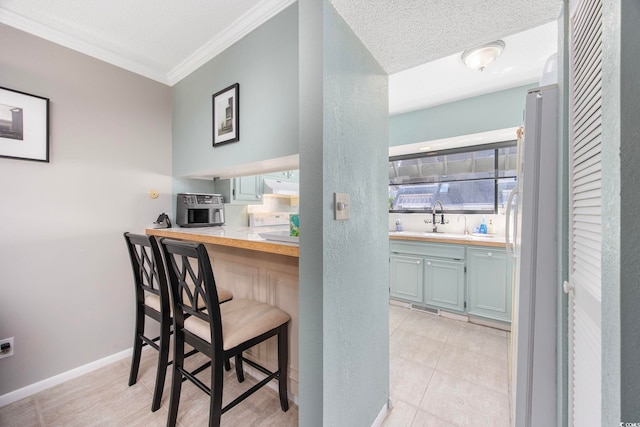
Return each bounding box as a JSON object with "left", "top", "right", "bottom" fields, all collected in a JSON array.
[
  {"left": 0, "top": 305, "right": 510, "bottom": 427},
  {"left": 384, "top": 305, "right": 511, "bottom": 427}
]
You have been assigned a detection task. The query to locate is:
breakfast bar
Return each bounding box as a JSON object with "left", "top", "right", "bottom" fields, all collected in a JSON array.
[{"left": 146, "top": 226, "right": 300, "bottom": 399}]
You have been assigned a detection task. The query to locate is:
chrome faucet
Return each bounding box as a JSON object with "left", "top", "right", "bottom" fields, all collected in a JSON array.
[
  {"left": 431, "top": 200, "right": 445, "bottom": 233},
  {"left": 423, "top": 200, "right": 447, "bottom": 232},
  {"left": 458, "top": 215, "right": 469, "bottom": 235}
]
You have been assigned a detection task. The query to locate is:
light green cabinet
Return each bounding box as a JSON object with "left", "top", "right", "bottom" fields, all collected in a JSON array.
[
  {"left": 214, "top": 176, "right": 263, "bottom": 204},
  {"left": 390, "top": 254, "right": 424, "bottom": 303},
  {"left": 466, "top": 247, "right": 513, "bottom": 323},
  {"left": 389, "top": 241, "right": 465, "bottom": 312},
  {"left": 424, "top": 258, "right": 465, "bottom": 312},
  {"left": 389, "top": 239, "right": 512, "bottom": 324},
  {"left": 263, "top": 170, "right": 298, "bottom": 182},
  {"left": 234, "top": 175, "right": 263, "bottom": 201}
]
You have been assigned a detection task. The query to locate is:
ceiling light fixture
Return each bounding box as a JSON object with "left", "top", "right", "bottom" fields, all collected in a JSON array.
[
  {"left": 461, "top": 40, "right": 505, "bottom": 71},
  {"left": 418, "top": 146, "right": 432, "bottom": 151}
]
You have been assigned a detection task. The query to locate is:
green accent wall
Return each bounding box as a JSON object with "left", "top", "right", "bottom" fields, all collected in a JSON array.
[
  {"left": 171, "top": 4, "right": 299, "bottom": 178},
  {"left": 299, "top": 0, "right": 390, "bottom": 425},
  {"left": 389, "top": 84, "right": 535, "bottom": 147},
  {"left": 602, "top": 0, "right": 640, "bottom": 423}
]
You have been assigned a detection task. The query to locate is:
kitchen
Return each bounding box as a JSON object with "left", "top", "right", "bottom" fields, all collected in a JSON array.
[
  {"left": 2, "top": 1, "right": 628, "bottom": 426},
  {"left": 0, "top": 2, "right": 538, "bottom": 423}
]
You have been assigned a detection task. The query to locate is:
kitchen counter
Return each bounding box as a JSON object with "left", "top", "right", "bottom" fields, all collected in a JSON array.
[
  {"left": 389, "top": 231, "right": 507, "bottom": 248},
  {"left": 146, "top": 225, "right": 299, "bottom": 257},
  {"left": 145, "top": 224, "right": 300, "bottom": 398}
]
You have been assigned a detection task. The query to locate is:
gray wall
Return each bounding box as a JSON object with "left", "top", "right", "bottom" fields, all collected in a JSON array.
[
  {"left": 602, "top": 0, "right": 640, "bottom": 423},
  {"left": 322, "top": 5, "right": 389, "bottom": 425},
  {"left": 299, "top": 1, "right": 389, "bottom": 425},
  {"left": 0, "top": 24, "right": 172, "bottom": 396},
  {"left": 298, "top": 0, "right": 324, "bottom": 422},
  {"left": 389, "top": 84, "right": 534, "bottom": 146},
  {"left": 171, "top": 4, "right": 298, "bottom": 178}
]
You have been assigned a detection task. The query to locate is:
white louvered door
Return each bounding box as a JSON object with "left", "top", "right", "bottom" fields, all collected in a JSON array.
[{"left": 568, "top": 0, "right": 602, "bottom": 425}]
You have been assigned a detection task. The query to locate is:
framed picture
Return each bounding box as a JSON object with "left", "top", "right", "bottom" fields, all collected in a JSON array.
[
  {"left": 0, "top": 86, "right": 49, "bottom": 162},
  {"left": 212, "top": 83, "right": 239, "bottom": 146}
]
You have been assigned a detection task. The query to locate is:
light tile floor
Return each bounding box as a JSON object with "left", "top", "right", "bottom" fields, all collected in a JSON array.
[
  {"left": 0, "top": 305, "right": 510, "bottom": 427},
  {"left": 383, "top": 305, "right": 511, "bottom": 427},
  {"left": 0, "top": 347, "right": 298, "bottom": 427}
]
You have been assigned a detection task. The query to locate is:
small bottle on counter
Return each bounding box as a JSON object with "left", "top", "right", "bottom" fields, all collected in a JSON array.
[
  {"left": 479, "top": 216, "right": 487, "bottom": 234},
  {"left": 488, "top": 219, "right": 495, "bottom": 234},
  {"left": 396, "top": 219, "right": 403, "bottom": 232}
]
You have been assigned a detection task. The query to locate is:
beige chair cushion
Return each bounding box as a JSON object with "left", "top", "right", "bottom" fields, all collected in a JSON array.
[
  {"left": 217, "top": 288, "right": 233, "bottom": 303},
  {"left": 144, "top": 294, "right": 163, "bottom": 313},
  {"left": 144, "top": 288, "right": 233, "bottom": 316},
  {"left": 184, "top": 299, "right": 290, "bottom": 351}
]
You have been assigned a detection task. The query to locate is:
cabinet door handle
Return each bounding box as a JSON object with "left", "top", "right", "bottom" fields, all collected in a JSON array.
[
  {"left": 427, "top": 261, "right": 432, "bottom": 266},
  {"left": 487, "top": 252, "right": 493, "bottom": 257},
  {"left": 416, "top": 260, "right": 421, "bottom": 264}
]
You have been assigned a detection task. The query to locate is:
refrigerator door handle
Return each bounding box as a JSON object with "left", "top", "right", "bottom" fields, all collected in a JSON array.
[{"left": 505, "top": 187, "right": 519, "bottom": 260}]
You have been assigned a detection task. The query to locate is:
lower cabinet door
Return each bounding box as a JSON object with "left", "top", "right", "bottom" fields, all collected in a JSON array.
[
  {"left": 466, "top": 248, "right": 512, "bottom": 322},
  {"left": 424, "top": 258, "right": 465, "bottom": 312},
  {"left": 390, "top": 254, "right": 424, "bottom": 303}
]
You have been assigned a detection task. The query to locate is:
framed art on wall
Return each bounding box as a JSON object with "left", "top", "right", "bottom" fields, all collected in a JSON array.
[
  {"left": 212, "top": 83, "right": 239, "bottom": 146},
  {"left": 0, "top": 86, "right": 49, "bottom": 162}
]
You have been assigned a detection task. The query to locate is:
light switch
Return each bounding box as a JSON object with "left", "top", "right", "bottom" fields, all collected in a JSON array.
[{"left": 334, "top": 192, "right": 350, "bottom": 220}]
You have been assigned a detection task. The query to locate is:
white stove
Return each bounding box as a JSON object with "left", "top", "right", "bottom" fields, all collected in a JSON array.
[
  {"left": 249, "top": 212, "right": 298, "bottom": 244},
  {"left": 248, "top": 212, "right": 292, "bottom": 227}
]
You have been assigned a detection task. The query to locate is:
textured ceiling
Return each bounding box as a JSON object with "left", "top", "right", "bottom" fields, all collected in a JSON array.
[
  {"left": 0, "top": 0, "right": 562, "bottom": 112},
  {"left": 330, "top": 0, "right": 562, "bottom": 74}
]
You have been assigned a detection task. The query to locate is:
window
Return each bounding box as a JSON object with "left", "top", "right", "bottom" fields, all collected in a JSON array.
[{"left": 389, "top": 142, "right": 517, "bottom": 214}]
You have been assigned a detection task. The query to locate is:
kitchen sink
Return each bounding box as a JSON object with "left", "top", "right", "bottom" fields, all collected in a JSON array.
[{"left": 389, "top": 231, "right": 497, "bottom": 241}]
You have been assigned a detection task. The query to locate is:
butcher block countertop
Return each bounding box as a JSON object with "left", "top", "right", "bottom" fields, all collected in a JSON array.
[
  {"left": 146, "top": 226, "right": 299, "bottom": 258},
  {"left": 389, "top": 231, "right": 508, "bottom": 248}
]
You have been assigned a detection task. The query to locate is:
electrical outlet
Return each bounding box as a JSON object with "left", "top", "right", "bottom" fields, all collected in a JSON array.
[{"left": 0, "top": 337, "right": 14, "bottom": 359}]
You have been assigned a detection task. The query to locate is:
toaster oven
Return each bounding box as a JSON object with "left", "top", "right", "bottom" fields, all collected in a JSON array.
[{"left": 176, "top": 193, "right": 225, "bottom": 227}]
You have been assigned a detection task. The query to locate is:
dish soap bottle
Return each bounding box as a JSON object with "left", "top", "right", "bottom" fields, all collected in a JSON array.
[
  {"left": 396, "top": 219, "right": 403, "bottom": 232},
  {"left": 479, "top": 216, "right": 487, "bottom": 234},
  {"left": 487, "top": 218, "right": 495, "bottom": 234}
]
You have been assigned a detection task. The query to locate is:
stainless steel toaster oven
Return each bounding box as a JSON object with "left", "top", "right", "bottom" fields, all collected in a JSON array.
[{"left": 176, "top": 193, "right": 225, "bottom": 227}]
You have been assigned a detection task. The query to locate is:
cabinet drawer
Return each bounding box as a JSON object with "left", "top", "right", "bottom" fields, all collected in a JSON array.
[{"left": 390, "top": 240, "right": 465, "bottom": 260}]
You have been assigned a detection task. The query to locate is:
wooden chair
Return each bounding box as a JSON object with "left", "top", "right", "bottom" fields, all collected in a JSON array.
[
  {"left": 124, "top": 233, "right": 234, "bottom": 412},
  {"left": 159, "top": 238, "right": 291, "bottom": 427}
]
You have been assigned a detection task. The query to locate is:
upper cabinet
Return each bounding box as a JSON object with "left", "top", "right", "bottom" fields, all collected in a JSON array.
[
  {"left": 234, "top": 175, "right": 264, "bottom": 201},
  {"left": 263, "top": 170, "right": 299, "bottom": 182},
  {"left": 214, "top": 176, "right": 263, "bottom": 204},
  {"left": 214, "top": 170, "right": 299, "bottom": 204}
]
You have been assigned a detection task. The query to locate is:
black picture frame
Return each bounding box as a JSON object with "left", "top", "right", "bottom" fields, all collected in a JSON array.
[
  {"left": 0, "top": 86, "right": 50, "bottom": 162},
  {"left": 212, "top": 83, "right": 239, "bottom": 146}
]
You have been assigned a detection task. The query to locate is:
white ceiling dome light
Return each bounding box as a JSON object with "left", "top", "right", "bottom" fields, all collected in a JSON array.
[{"left": 461, "top": 40, "right": 506, "bottom": 71}]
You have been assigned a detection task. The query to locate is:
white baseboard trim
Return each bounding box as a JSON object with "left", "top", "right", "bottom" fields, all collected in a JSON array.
[
  {"left": 0, "top": 347, "right": 132, "bottom": 408},
  {"left": 371, "top": 401, "right": 390, "bottom": 427}
]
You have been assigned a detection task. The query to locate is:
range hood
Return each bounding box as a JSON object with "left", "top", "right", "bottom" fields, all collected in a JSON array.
[{"left": 263, "top": 178, "right": 299, "bottom": 196}]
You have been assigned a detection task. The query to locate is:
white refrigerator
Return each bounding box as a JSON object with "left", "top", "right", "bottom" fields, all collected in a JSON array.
[{"left": 507, "top": 84, "right": 559, "bottom": 427}]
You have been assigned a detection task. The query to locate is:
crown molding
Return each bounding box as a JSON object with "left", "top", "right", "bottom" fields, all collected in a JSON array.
[
  {"left": 0, "top": 0, "right": 296, "bottom": 87},
  {"left": 0, "top": 8, "right": 170, "bottom": 85},
  {"left": 167, "top": 0, "right": 297, "bottom": 85}
]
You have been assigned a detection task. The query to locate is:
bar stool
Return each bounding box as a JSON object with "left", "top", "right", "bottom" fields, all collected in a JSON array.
[
  {"left": 124, "top": 233, "right": 233, "bottom": 412},
  {"left": 159, "top": 238, "right": 291, "bottom": 427}
]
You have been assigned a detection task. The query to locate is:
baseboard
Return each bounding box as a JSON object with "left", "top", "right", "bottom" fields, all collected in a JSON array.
[
  {"left": 389, "top": 299, "right": 411, "bottom": 309},
  {"left": 439, "top": 310, "right": 468, "bottom": 322},
  {"left": 468, "top": 315, "right": 511, "bottom": 331},
  {"left": 370, "top": 401, "right": 390, "bottom": 427},
  {"left": 0, "top": 347, "right": 132, "bottom": 408}
]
